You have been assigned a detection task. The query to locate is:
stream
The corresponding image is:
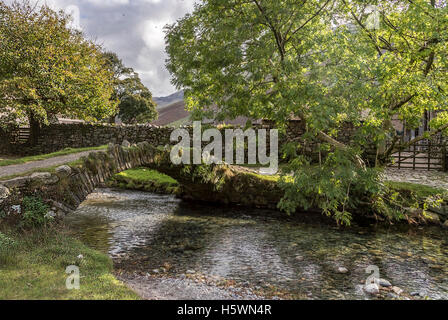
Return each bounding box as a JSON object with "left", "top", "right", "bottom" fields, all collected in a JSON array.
[{"left": 64, "top": 188, "right": 448, "bottom": 300}]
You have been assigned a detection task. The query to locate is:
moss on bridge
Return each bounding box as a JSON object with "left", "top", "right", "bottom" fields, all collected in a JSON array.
[{"left": 107, "top": 167, "right": 180, "bottom": 194}]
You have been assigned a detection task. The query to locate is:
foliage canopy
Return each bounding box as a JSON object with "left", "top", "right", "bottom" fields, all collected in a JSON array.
[
  {"left": 166, "top": 0, "right": 448, "bottom": 224},
  {"left": 0, "top": 1, "right": 117, "bottom": 132},
  {"left": 103, "top": 52, "right": 158, "bottom": 124}
]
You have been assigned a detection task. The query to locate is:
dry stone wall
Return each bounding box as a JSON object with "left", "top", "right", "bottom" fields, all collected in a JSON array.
[{"left": 1, "top": 121, "right": 359, "bottom": 158}]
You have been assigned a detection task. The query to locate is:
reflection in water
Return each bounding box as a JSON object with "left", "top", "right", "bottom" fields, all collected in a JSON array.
[{"left": 65, "top": 188, "right": 448, "bottom": 300}]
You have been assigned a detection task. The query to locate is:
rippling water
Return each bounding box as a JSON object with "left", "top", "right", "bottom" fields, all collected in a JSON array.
[{"left": 65, "top": 188, "right": 448, "bottom": 300}]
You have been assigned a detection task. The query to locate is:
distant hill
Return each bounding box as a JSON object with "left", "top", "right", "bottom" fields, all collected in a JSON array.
[
  {"left": 151, "top": 99, "right": 190, "bottom": 126},
  {"left": 151, "top": 90, "right": 260, "bottom": 127},
  {"left": 153, "top": 90, "right": 184, "bottom": 108}
]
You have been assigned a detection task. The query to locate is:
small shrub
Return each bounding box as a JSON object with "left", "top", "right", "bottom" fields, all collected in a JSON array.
[
  {"left": 0, "top": 231, "right": 18, "bottom": 265},
  {"left": 0, "top": 232, "right": 16, "bottom": 248},
  {"left": 21, "top": 196, "right": 52, "bottom": 228}
]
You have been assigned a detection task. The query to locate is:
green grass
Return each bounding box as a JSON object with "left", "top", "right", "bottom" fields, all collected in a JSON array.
[
  {"left": 116, "top": 167, "right": 178, "bottom": 185},
  {"left": 0, "top": 145, "right": 108, "bottom": 167},
  {"left": 244, "top": 171, "right": 280, "bottom": 182},
  {"left": 0, "top": 226, "right": 139, "bottom": 300},
  {"left": 108, "top": 167, "right": 180, "bottom": 194},
  {"left": 385, "top": 181, "right": 446, "bottom": 199}
]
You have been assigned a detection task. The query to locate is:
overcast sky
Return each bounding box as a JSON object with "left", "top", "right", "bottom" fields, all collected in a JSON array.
[{"left": 8, "top": 0, "right": 196, "bottom": 96}]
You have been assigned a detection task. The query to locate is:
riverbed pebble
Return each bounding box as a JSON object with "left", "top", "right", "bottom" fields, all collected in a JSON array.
[
  {"left": 376, "top": 278, "right": 392, "bottom": 287},
  {"left": 337, "top": 267, "right": 349, "bottom": 274},
  {"left": 364, "top": 283, "right": 380, "bottom": 295},
  {"left": 392, "top": 286, "right": 403, "bottom": 295}
]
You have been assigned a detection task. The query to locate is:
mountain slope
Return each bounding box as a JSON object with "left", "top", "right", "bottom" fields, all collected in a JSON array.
[
  {"left": 153, "top": 90, "right": 184, "bottom": 108},
  {"left": 151, "top": 100, "right": 190, "bottom": 126},
  {"left": 151, "top": 90, "right": 260, "bottom": 126}
]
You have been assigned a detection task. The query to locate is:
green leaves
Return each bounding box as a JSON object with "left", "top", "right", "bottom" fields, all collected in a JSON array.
[
  {"left": 103, "top": 52, "right": 158, "bottom": 124},
  {"left": 0, "top": 1, "right": 117, "bottom": 127},
  {"left": 21, "top": 196, "right": 52, "bottom": 228},
  {"left": 277, "top": 149, "right": 383, "bottom": 225},
  {"left": 165, "top": 0, "right": 448, "bottom": 224}
]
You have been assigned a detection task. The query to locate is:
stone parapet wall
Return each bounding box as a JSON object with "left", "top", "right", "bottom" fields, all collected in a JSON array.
[
  {"left": 0, "top": 143, "right": 159, "bottom": 218},
  {"left": 0, "top": 126, "right": 21, "bottom": 155}
]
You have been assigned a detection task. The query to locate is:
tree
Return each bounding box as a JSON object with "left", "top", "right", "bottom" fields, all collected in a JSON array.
[
  {"left": 327, "top": 0, "right": 448, "bottom": 162},
  {"left": 166, "top": 0, "right": 448, "bottom": 224},
  {"left": 103, "top": 52, "right": 158, "bottom": 124},
  {"left": 0, "top": 1, "right": 117, "bottom": 143}
]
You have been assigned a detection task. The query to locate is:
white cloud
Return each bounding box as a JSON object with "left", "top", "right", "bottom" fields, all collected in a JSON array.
[
  {"left": 142, "top": 20, "right": 167, "bottom": 49},
  {"left": 4, "top": 0, "right": 196, "bottom": 96}
]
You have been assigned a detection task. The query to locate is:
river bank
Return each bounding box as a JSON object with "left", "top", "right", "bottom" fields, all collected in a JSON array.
[{"left": 0, "top": 225, "right": 140, "bottom": 299}]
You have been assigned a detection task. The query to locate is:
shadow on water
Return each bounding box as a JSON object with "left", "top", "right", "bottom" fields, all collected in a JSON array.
[{"left": 65, "top": 188, "right": 448, "bottom": 300}]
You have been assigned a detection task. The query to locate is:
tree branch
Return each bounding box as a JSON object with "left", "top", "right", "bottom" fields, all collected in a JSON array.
[
  {"left": 391, "top": 123, "right": 448, "bottom": 153},
  {"left": 252, "top": 0, "right": 285, "bottom": 60},
  {"left": 342, "top": 0, "right": 383, "bottom": 56},
  {"left": 285, "top": 0, "right": 331, "bottom": 41}
]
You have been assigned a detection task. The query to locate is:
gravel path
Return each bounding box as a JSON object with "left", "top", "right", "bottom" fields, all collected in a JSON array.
[
  {"left": 384, "top": 168, "right": 448, "bottom": 190},
  {"left": 0, "top": 150, "right": 101, "bottom": 178}
]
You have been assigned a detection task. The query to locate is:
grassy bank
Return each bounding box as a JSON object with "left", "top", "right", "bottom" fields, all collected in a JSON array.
[
  {"left": 107, "top": 167, "right": 180, "bottom": 194},
  {"left": 0, "top": 145, "right": 108, "bottom": 167},
  {"left": 0, "top": 226, "right": 139, "bottom": 300},
  {"left": 385, "top": 181, "right": 446, "bottom": 199}
]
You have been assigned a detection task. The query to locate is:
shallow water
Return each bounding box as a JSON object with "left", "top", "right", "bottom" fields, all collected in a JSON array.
[{"left": 65, "top": 188, "right": 448, "bottom": 300}]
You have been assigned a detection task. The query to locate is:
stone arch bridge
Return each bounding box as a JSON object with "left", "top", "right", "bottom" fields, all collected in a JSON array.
[{"left": 0, "top": 142, "right": 282, "bottom": 217}]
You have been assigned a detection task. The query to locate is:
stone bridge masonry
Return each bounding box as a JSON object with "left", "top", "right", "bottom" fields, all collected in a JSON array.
[
  {"left": 0, "top": 142, "right": 284, "bottom": 219},
  {"left": 0, "top": 142, "right": 158, "bottom": 217}
]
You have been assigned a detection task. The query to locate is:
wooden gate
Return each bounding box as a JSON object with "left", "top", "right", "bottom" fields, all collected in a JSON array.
[
  {"left": 18, "top": 127, "right": 30, "bottom": 144},
  {"left": 387, "top": 139, "right": 446, "bottom": 170}
]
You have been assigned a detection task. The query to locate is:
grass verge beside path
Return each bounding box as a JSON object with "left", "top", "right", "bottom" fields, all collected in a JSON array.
[
  {"left": 0, "top": 158, "right": 86, "bottom": 181},
  {"left": 0, "top": 145, "right": 108, "bottom": 167},
  {"left": 0, "top": 226, "right": 139, "bottom": 300}
]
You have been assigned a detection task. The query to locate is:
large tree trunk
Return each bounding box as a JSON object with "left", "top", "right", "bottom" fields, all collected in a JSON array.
[{"left": 28, "top": 112, "right": 40, "bottom": 146}]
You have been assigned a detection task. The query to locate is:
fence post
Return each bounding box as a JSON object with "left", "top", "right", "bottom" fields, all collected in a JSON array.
[
  {"left": 413, "top": 143, "right": 416, "bottom": 170},
  {"left": 443, "top": 143, "right": 447, "bottom": 172}
]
